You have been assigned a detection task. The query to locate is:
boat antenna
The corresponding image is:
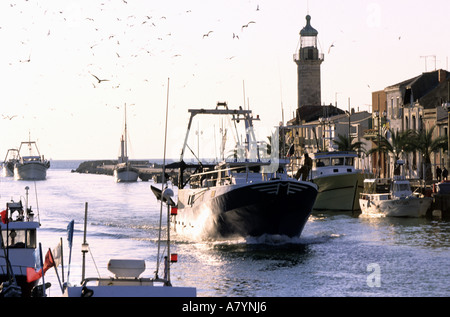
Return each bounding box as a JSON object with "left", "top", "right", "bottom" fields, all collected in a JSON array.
[{"left": 155, "top": 78, "right": 170, "bottom": 280}]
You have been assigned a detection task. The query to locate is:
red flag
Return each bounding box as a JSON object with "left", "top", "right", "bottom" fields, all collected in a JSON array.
[
  {"left": 1, "top": 209, "right": 8, "bottom": 224},
  {"left": 26, "top": 249, "right": 55, "bottom": 283},
  {"left": 43, "top": 249, "right": 55, "bottom": 272},
  {"left": 26, "top": 267, "right": 42, "bottom": 283}
]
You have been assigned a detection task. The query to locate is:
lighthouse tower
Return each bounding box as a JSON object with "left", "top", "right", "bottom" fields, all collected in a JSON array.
[{"left": 294, "top": 15, "right": 324, "bottom": 109}]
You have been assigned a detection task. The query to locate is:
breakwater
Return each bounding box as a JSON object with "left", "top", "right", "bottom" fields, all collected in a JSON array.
[{"left": 72, "top": 160, "right": 179, "bottom": 183}]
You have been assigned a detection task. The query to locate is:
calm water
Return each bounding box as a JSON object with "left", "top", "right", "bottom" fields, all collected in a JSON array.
[{"left": 1, "top": 161, "right": 449, "bottom": 297}]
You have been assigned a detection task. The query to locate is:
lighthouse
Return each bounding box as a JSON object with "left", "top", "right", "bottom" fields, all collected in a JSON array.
[{"left": 294, "top": 15, "right": 324, "bottom": 109}]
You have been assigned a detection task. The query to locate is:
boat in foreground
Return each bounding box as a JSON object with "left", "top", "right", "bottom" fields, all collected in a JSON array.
[
  {"left": 171, "top": 103, "right": 318, "bottom": 240},
  {"left": 0, "top": 190, "right": 41, "bottom": 297},
  {"left": 308, "top": 151, "right": 367, "bottom": 212},
  {"left": 14, "top": 141, "right": 49, "bottom": 181},
  {"left": 359, "top": 177, "right": 432, "bottom": 217},
  {"left": 63, "top": 199, "right": 196, "bottom": 297},
  {"left": 64, "top": 258, "right": 196, "bottom": 297}
]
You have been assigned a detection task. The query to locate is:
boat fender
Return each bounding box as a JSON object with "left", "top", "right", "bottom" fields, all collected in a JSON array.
[{"left": 81, "top": 286, "right": 94, "bottom": 297}]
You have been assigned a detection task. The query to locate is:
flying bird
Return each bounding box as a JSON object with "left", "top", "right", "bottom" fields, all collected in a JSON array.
[
  {"left": 241, "top": 21, "right": 255, "bottom": 30},
  {"left": 203, "top": 31, "right": 213, "bottom": 38},
  {"left": 328, "top": 43, "right": 335, "bottom": 54},
  {"left": 91, "top": 74, "right": 110, "bottom": 83}
]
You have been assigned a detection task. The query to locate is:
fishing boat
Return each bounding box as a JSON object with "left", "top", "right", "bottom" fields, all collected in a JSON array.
[
  {"left": 1, "top": 149, "right": 19, "bottom": 177},
  {"left": 359, "top": 177, "right": 432, "bottom": 217},
  {"left": 114, "top": 104, "right": 139, "bottom": 183},
  {"left": 0, "top": 188, "right": 42, "bottom": 297},
  {"left": 14, "top": 140, "right": 50, "bottom": 181},
  {"left": 171, "top": 103, "right": 318, "bottom": 240},
  {"left": 308, "top": 151, "right": 366, "bottom": 212}
]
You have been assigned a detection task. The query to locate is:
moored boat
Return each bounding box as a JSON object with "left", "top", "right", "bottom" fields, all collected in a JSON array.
[
  {"left": 171, "top": 103, "right": 318, "bottom": 240},
  {"left": 308, "top": 151, "right": 367, "bottom": 212},
  {"left": 359, "top": 177, "right": 432, "bottom": 217},
  {"left": 0, "top": 189, "right": 42, "bottom": 297}
]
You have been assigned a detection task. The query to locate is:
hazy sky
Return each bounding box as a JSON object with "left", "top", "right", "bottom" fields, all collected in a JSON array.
[{"left": 0, "top": 0, "right": 449, "bottom": 160}]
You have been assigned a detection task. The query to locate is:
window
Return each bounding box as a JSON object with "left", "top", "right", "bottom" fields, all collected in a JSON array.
[
  {"left": 331, "top": 158, "right": 344, "bottom": 166},
  {"left": 390, "top": 98, "right": 394, "bottom": 117},
  {"left": 1, "top": 229, "right": 36, "bottom": 248}
]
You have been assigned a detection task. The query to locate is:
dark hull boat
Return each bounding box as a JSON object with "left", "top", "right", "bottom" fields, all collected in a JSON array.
[
  {"left": 170, "top": 103, "right": 318, "bottom": 240},
  {"left": 174, "top": 178, "right": 317, "bottom": 239}
]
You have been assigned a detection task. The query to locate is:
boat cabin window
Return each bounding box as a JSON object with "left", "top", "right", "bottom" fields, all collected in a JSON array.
[
  {"left": 314, "top": 158, "right": 329, "bottom": 168},
  {"left": 1, "top": 229, "right": 37, "bottom": 249},
  {"left": 345, "top": 157, "right": 354, "bottom": 166},
  {"left": 331, "top": 158, "right": 344, "bottom": 166},
  {"left": 363, "top": 181, "right": 390, "bottom": 194},
  {"left": 392, "top": 182, "right": 411, "bottom": 192}
]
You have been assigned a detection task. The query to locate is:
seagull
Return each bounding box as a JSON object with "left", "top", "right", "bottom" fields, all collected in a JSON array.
[
  {"left": 203, "top": 31, "right": 213, "bottom": 38},
  {"left": 241, "top": 21, "right": 255, "bottom": 30},
  {"left": 328, "top": 43, "right": 335, "bottom": 54},
  {"left": 91, "top": 74, "right": 109, "bottom": 83},
  {"left": 20, "top": 54, "right": 31, "bottom": 63},
  {"left": 2, "top": 115, "right": 17, "bottom": 120},
  {"left": 233, "top": 33, "right": 239, "bottom": 39}
]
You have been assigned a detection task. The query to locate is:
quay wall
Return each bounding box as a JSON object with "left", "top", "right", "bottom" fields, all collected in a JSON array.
[{"left": 72, "top": 160, "right": 179, "bottom": 183}]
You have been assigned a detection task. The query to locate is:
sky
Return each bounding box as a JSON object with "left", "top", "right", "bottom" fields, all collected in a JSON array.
[{"left": 0, "top": 0, "right": 449, "bottom": 160}]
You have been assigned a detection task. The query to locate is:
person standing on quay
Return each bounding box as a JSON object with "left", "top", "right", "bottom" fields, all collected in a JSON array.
[{"left": 436, "top": 166, "right": 442, "bottom": 182}]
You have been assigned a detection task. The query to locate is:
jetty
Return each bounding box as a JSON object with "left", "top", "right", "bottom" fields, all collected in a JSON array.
[{"left": 73, "top": 160, "right": 179, "bottom": 183}]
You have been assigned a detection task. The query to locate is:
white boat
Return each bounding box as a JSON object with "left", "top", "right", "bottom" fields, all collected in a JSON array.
[
  {"left": 359, "top": 177, "right": 432, "bottom": 217},
  {"left": 1, "top": 149, "right": 19, "bottom": 177},
  {"left": 63, "top": 199, "right": 196, "bottom": 297},
  {"left": 114, "top": 104, "right": 139, "bottom": 183},
  {"left": 0, "top": 188, "right": 42, "bottom": 297},
  {"left": 170, "top": 103, "right": 318, "bottom": 240},
  {"left": 308, "top": 151, "right": 367, "bottom": 212},
  {"left": 14, "top": 141, "right": 49, "bottom": 181}
]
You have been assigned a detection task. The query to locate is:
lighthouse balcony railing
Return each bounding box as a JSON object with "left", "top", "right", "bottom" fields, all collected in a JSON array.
[{"left": 293, "top": 53, "right": 324, "bottom": 62}]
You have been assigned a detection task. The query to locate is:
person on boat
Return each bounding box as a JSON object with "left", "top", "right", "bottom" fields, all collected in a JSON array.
[
  {"left": 443, "top": 167, "right": 448, "bottom": 181},
  {"left": 295, "top": 153, "right": 312, "bottom": 181}
]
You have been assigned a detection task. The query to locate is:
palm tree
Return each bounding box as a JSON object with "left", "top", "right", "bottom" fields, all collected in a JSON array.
[
  {"left": 333, "top": 134, "right": 365, "bottom": 152},
  {"left": 366, "top": 129, "right": 416, "bottom": 176},
  {"left": 411, "top": 126, "right": 448, "bottom": 182}
]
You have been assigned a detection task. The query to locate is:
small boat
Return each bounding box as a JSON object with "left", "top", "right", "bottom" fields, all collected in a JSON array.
[
  {"left": 171, "top": 103, "right": 318, "bottom": 240},
  {"left": 14, "top": 140, "right": 50, "bottom": 181},
  {"left": 1, "top": 149, "right": 19, "bottom": 177},
  {"left": 114, "top": 104, "right": 139, "bottom": 183},
  {"left": 0, "top": 188, "right": 42, "bottom": 297},
  {"left": 308, "top": 151, "right": 367, "bottom": 212},
  {"left": 359, "top": 177, "right": 432, "bottom": 217},
  {"left": 63, "top": 201, "right": 196, "bottom": 297}
]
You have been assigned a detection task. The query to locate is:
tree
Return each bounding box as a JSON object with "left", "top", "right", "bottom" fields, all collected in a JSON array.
[
  {"left": 332, "top": 134, "right": 365, "bottom": 152},
  {"left": 366, "top": 129, "right": 416, "bottom": 176},
  {"left": 411, "top": 126, "right": 448, "bottom": 182}
]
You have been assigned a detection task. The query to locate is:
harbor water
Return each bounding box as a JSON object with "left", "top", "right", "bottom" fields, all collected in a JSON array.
[{"left": 1, "top": 161, "right": 449, "bottom": 297}]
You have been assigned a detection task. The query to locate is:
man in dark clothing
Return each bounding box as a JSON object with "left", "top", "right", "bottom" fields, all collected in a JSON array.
[{"left": 436, "top": 166, "right": 442, "bottom": 182}]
